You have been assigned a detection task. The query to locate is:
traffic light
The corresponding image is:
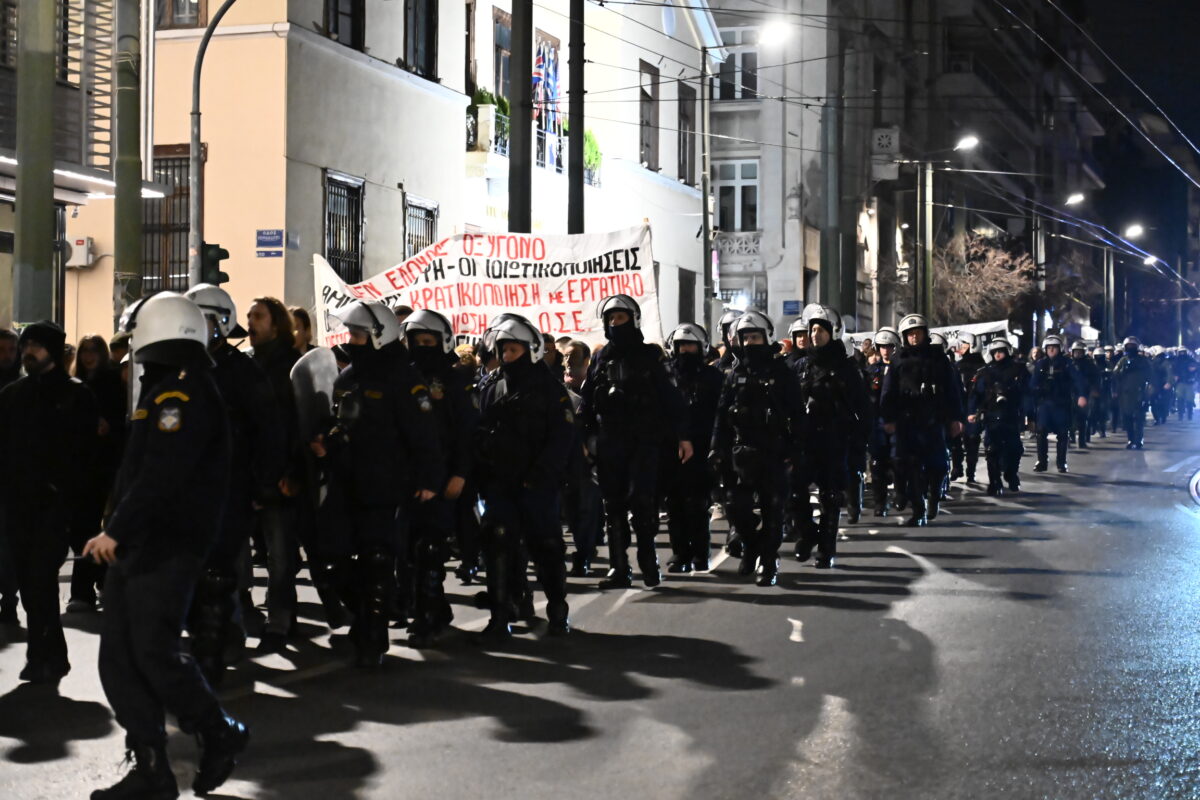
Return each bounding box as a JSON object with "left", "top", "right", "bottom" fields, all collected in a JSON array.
[{"left": 200, "top": 241, "right": 230, "bottom": 285}]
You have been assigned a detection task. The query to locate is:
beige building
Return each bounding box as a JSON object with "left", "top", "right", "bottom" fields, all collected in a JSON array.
[{"left": 65, "top": 0, "right": 723, "bottom": 344}]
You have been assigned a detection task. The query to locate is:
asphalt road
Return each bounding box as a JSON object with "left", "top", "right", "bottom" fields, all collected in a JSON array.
[{"left": 2, "top": 421, "right": 1200, "bottom": 799}]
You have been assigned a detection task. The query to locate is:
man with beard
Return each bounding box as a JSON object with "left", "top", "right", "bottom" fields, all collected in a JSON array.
[
  {"left": 968, "top": 339, "right": 1028, "bottom": 496},
  {"left": 1030, "top": 335, "right": 1088, "bottom": 473},
  {"left": 400, "top": 309, "right": 479, "bottom": 647},
  {"left": 792, "top": 305, "right": 867, "bottom": 568},
  {"left": 580, "top": 295, "right": 691, "bottom": 590},
  {"left": 310, "top": 300, "right": 442, "bottom": 666},
  {"left": 662, "top": 323, "right": 723, "bottom": 573},
  {"left": 880, "top": 315, "right": 965, "bottom": 527},
  {"left": 0, "top": 320, "right": 97, "bottom": 683}
]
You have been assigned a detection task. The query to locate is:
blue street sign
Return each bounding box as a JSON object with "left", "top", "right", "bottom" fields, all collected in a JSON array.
[
  {"left": 782, "top": 300, "right": 801, "bottom": 316},
  {"left": 256, "top": 250, "right": 283, "bottom": 258},
  {"left": 256, "top": 229, "right": 285, "bottom": 248}
]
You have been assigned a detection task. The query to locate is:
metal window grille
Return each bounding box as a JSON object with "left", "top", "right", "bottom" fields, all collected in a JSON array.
[
  {"left": 141, "top": 154, "right": 191, "bottom": 294},
  {"left": 325, "top": 174, "right": 364, "bottom": 283},
  {"left": 405, "top": 199, "right": 437, "bottom": 258}
]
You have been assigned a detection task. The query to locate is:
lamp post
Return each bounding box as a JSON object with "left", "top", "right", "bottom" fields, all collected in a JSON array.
[{"left": 700, "top": 44, "right": 713, "bottom": 337}]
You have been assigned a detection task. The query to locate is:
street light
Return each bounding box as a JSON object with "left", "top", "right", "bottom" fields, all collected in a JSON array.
[
  {"left": 954, "top": 134, "right": 980, "bottom": 152},
  {"left": 758, "top": 21, "right": 792, "bottom": 47},
  {"left": 1065, "top": 192, "right": 1085, "bottom": 206},
  {"left": 1143, "top": 255, "right": 1158, "bottom": 266},
  {"left": 1125, "top": 223, "right": 1145, "bottom": 239}
]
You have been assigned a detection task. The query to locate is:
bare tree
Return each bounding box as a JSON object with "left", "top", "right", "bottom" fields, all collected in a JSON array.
[{"left": 930, "top": 233, "right": 1035, "bottom": 323}]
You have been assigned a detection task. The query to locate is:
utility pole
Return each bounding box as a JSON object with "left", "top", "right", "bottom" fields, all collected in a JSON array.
[
  {"left": 188, "top": 0, "right": 239, "bottom": 287},
  {"left": 1032, "top": 212, "right": 1046, "bottom": 342},
  {"left": 567, "top": 0, "right": 583, "bottom": 234},
  {"left": 922, "top": 160, "right": 934, "bottom": 319},
  {"left": 1103, "top": 245, "right": 1115, "bottom": 345},
  {"left": 508, "top": 0, "right": 533, "bottom": 233},
  {"left": 114, "top": 0, "right": 142, "bottom": 302},
  {"left": 13, "top": 0, "right": 58, "bottom": 326},
  {"left": 1178, "top": 256, "right": 1185, "bottom": 347},
  {"left": 700, "top": 46, "right": 712, "bottom": 336}
]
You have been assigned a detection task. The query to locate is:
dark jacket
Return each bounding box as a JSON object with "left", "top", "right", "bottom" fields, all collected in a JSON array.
[
  {"left": 212, "top": 342, "right": 286, "bottom": 501},
  {"left": 0, "top": 367, "right": 98, "bottom": 505},
  {"left": 410, "top": 351, "right": 480, "bottom": 483},
  {"left": 880, "top": 342, "right": 966, "bottom": 428},
  {"left": 667, "top": 355, "right": 724, "bottom": 460},
  {"left": 105, "top": 362, "right": 230, "bottom": 564},
  {"left": 476, "top": 358, "right": 574, "bottom": 491},
  {"left": 794, "top": 339, "right": 869, "bottom": 444},
  {"left": 1030, "top": 353, "right": 1087, "bottom": 408},
  {"left": 580, "top": 341, "right": 687, "bottom": 443},
  {"left": 968, "top": 358, "right": 1029, "bottom": 426},
  {"left": 251, "top": 336, "right": 301, "bottom": 497},
  {"left": 1113, "top": 352, "right": 1154, "bottom": 415},
  {"left": 1070, "top": 355, "right": 1101, "bottom": 398},
  {"left": 712, "top": 348, "right": 805, "bottom": 463},
  {"left": 325, "top": 345, "right": 444, "bottom": 507}
]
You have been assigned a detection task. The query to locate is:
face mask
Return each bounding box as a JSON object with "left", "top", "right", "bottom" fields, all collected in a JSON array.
[
  {"left": 410, "top": 344, "right": 445, "bottom": 372},
  {"left": 675, "top": 351, "right": 703, "bottom": 370},
  {"left": 605, "top": 320, "right": 643, "bottom": 347},
  {"left": 500, "top": 354, "right": 534, "bottom": 381},
  {"left": 1125, "top": 345, "right": 1138, "bottom": 355},
  {"left": 743, "top": 343, "right": 774, "bottom": 365}
]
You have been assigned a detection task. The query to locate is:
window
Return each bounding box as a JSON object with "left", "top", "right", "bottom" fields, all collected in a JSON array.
[
  {"left": 678, "top": 268, "right": 696, "bottom": 324},
  {"left": 325, "top": 172, "right": 364, "bottom": 283},
  {"left": 716, "top": 28, "right": 757, "bottom": 100},
  {"left": 1, "top": 0, "right": 17, "bottom": 68},
  {"left": 465, "top": 1, "right": 477, "bottom": 95},
  {"left": 405, "top": 0, "right": 438, "bottom": 78},
  {"left": 677, "top": 83, "right": 696, "bottom": 184},
  {"left": 493, "top": 7, "right": 511, "bottom": 100},
  {"left": 142, "top": 145, "right": 195, "bottom": 294},
  {"left": 639, "top": 60, "right": 659, "bottom": 171},
  {"left": 405, "top": 195, "right": 439, "bottom": 258},
  {"left": 714, "top": 160, "right": 758, "bottom": 232},
  {"left": 326, "top": 0, "right": 364, "bottom": 52},
  {"left": 156, "top": 0, "right": 205, "bottom": 30},
  {"left": 535, "top": 31, "right": 563, "bottom": 170}
]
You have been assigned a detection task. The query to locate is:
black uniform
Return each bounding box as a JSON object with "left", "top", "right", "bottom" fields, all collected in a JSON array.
[
  {"left": 712, "top": 345, "right": 804, "bottom": 584},
  {"left": 0, "top": 321, "right": 97, "bottom": 682},
  {"left": 1173, "top": 352, "right": 1197, "bottom": 420},
  {"left": 1093, "top": 354, "right": 1113, "bottom": 437},
  {"left": 951, "top": 352, "right": 986, "bottom": 481},
  {"left": 580, "top": 326, "right": 687, "bottom": 588},
  {"left": 1030, "top": 353, "right": 1087, "bottom": 472},
  {"left": 662, "top": 351, "right": 723, "bottom": 572},
  {"left": 191, "top": 341, "right": 285, "bottom": 682},
  {"left": 1113, "top": 348, "right": 1153, "bottom": 448},
  {"left": 405, "top": 346, "right": 480, "bottom": 645},
  {"left": 968, "top": 356, "right": 1028, "bottom": 494},
  {"left": 793, "top": 339, "right": 868, "bottom": 563},
  {"left": 864, "top": 357, "right": 899, "bottom": 515},
  {"left": 475, "top": 355, "right": 574, "bottom": 636},
  {"left": 1069, "top": 353, "right": 1101, "bottom": 448},
  {"left": 1150, "top": 353, "right": 1173, "bottom": 425},
  {"left": 315, "top": 341, "right": 443, "bottom": 665}
]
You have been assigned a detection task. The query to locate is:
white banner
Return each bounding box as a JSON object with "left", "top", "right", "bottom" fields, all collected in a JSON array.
[{"left": 312, "top": 225, "right": 660, "bottom": 347}]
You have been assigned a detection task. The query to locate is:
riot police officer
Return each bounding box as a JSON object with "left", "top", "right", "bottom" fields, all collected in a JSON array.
[
  {"left": 84, "top": 293, "right": 248, "bottom": 799},
  {"left": 1150, "top": 346, "right": 1173, "bottom": 425},
  {"left": 968, "top": 339, "right": 1028, "bottom": 496},
  {"left": 1068, "top": 340, "right": 1101, "bottom": 449},
  {"left": 792, "top": 305, "right": 867, "bottom": 567},
  {"left": 662, "top": 324, "right": 723, "bottom": 573},
  {"left": 785, "top": 318, "right": 811, "bottom": 370},
  {"left": 1113, "top": 336, "right": 1153, "bottom": 449},
  {"left": 401, "top": 309, "right": 480, "bottom": 647},
  {"left": 880, "top": 314, "right": 965, "bottom": 527},
  {"left": 866, "top": 327, "right": 900, "bottom": 516},
  {"left": 474, "top": 315, "right": 574, "bottom": 637},
  {"left": 951, "top": 332, "right": 986, "bottom": 483},
  {"left": 310, "top": 300, "right": 444, "bottom": 667},
  {"left": 711, "top": 311, "right": 803, "bottom": 585},
  {"left": 1092, "top": 346, "right": 1112, "bottom": 438},
  {"left": 714, "top": 308, "right": 746, "bottom": 557},
  {"left": 580, "top": 295, "right": 691, "bottom": 589},
  {"left": 184, "top": 283, "right": 285, "bottom": 685},
  {"left": 1029, "top": 335, "right": 1088, "bottom": 473},
  {"left": 1173, "top": 347, "right": 1197, "bottom": 420}
]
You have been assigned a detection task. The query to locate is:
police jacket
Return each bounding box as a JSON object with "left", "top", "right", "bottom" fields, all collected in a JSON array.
[
  {"left": 579, "top": 339, "right": 687, "bottom": 443},
  {"left": 1094, "top": 356, "right": 1113, "bottom": 394},
  {"left": 325, "top": 344, "right": 444, "bottom": 506},
  {"left": 880, "top": 342, "right": 966, "bottom": 428},
  {"left": 0, "top": 366, "right": 98, "bottom": 505},
  {"left": 795, "top": 339, "right": 868, "bottom": 443},
  {"left": 967, "top": 359, "right": 1028, "bottom": 426},
  {"left": 1070, "top": 356, "right": 1101, "bottom": 398},
  {"left": 476, "top": 357, "right": 574, "bottom": 491},
  {"left": 105, "top": 361, "right": 230, "bottom": 564},
  {"left": 409, "top": 350, "right": 480, "bottom": 483},
  {"left": 212, "top": 341, "right": 286, "bottom": 501},
  {"left": 251, "top": 336, "right": 302, "bottom": 498},
  {"left": 1152, "top": 356, "right": 1172, "bottom": 393},
  {"left": 1113, "top": 352, "right": 1154, "bottom": 415},
  {"left": 1174, "top": 354, "right": 1198, "bottom": 386},
  {"left": 1030, "top": 354, "right": 1087, "bottom": 408},
  {"left": 711, "top": 346, "right": 804, "bottom": 460},
  {"left": 667, "top": 354, "right": 723, "bottom": 459},
  {"left": 956, "top": 352, "right": 986, "bottom": 397}
]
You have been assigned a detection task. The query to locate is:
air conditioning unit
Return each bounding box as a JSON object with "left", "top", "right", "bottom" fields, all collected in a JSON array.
[{"left": 65, "top": 236, "right": 94, "bottom": 269}]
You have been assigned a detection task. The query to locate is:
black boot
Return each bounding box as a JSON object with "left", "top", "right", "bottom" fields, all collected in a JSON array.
[
  {"left": 192, "top": 713, "right": 249, "bottom": 796},
  {"left": 1056, "top": 437, "right": 1069, "bottom": 473},
  {"left": 546, "top": 599, "right": 571, "bottom": 636},
  {"left": 92, "top": 742, "right": 178, "bottom": 800},
  {"left": 927, "top": 474, "right": 945, "bottom": 521},
  {"left": 481, "top": 527, "right": 513, "bottom": 640},
  {"left": 755, "top": 556, "right": 779, "bottom": 586},
  {"left": 637, "top": 547, "right": 661, "bottom": 588},
  {"left": 599, "top": 518, "right": 633, "bottom": 589},
  {"left": 871, "top": 466, "right": 890, "bottom": 517},
  {"left": 815, "top": 498, "right": 840, "bottom": 569},
  {"left": 846, "top": 472, "right": 864, "bottom": 524},
  {"left": 568, "top": 551, "right": 591, "bottom": 578},
  {"left": 905, "top": 478, "right": 927, "bottom": 527}
]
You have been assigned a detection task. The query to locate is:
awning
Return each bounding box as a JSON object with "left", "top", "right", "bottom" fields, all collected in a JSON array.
[{"left": 0, "top": 148, "right": 171, "bottom": 205}]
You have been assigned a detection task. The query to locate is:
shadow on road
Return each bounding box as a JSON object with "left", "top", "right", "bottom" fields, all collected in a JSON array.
[{"left": 0, "top": 682, "right": 113, "bottom": 763}]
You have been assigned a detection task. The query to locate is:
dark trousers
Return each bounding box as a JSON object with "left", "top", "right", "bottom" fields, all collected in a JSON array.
[
  {"left": 730, "top": 463, "right": 788, "bottom": 561},
  {"left": 951, "top": 433, "right": 981, "bottom": 478},
  {"left": 69, "top": 479, "right": 109, "bottom": 604},
  {"left": 596, "top": 432, "right": 660, "bottom": 571},
  {"left": 483, "top": 485, "right": 566, "bottom": 605},
  {"left": 1071, "top": 403, "right": 1092, "bottom": 446},
  {"left": 1122, "top": 410, "right": 1146, "bottom": 445},
  {"left": 6, "top": 506, "right": 69, "bottom": 668},
  {"left": 99, "top": 554, "right": 221, "bottom": 746},
  {"left": 663, "top": 455, "right": 711, "bottom": 564},
  {"left": 983, "top": 422, "right": 1022, "bottom": 486},
  {"left": 258, "top": 501, "right": 297, "bottom": 636},
  {"left": 563, "top": 445, "right": 603, "bottom": 561}
]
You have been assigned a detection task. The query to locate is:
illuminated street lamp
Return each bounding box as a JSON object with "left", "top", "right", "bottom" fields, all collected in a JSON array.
[
  {"left": 1065, "top": 193, "right": 1085, "bottom": 206},
  {"left": 954, "top": 135, "right": 980, "bottom": 152},
  {"left": 1125, "top": 223, "right": 1145, "bottom": 239}
]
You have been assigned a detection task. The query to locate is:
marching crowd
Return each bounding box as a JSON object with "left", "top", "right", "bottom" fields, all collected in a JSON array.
[{"left": 0, "top": 287, "right": 1192, "bottom": 799}]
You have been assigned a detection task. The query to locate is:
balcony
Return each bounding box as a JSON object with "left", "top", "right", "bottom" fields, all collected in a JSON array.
[
  {"left": 937, "top": 52, "right": 1036, "bottom": 139},
  {"left": 468, "top": 104, "right": 599, "bottom": 186},
  {"left": 715, "top": 230, "right": 763, "bottom": 272}
]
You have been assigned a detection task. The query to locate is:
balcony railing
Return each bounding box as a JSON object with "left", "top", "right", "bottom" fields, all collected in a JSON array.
[
  {"left": 715, "top": 230, "right": 763, "bottom": 256},
  {"left": 945, "top": 51, "right": 1035, "bottom": 131},
  {"left": 469, "top": 104, "right": 598, "bottom": 185}
]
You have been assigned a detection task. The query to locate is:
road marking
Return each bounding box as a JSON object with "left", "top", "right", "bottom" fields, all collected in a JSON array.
[
  {"left": 1165, "top": 455, "right": 1200, "bottom": 473},
  {"left": 787, "top": 617, "right": 804, "bottom": 642},
  {"left": 606, "top": 587, "right": 641, "bottom": 616},
  {"left": 963, "top": 521, "right": 1011, "bottom": 533}
]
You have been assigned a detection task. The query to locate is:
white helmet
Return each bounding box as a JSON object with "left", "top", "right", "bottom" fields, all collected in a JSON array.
[
  {"left": 1150, "top": 345, "right": 1164, "bottom": 357},
  {"left": 597, "top": 294, "right": 641, "bottom": 328},
  {"left": 118, "top": 295, "right": 152, "bottom": 334},
  {"left": 131, "top": 292, "right": 209, "bottom": 365},
  {"left": 402, "top": 308, "right": 455, "bottom": 354},
  {"left": 1042, "top": 335, "right": 1063, "bottom": 350},
  {"left": 955, "top": 331, "right": 977, "bottom": 351},
  {"left": 929, "top": 331, "right": 949, "bottom": 351},
  {"left": 787, "top": 317, "right": 809, "bottom": 340},
  {"left": 898, "top": 314, "right": 928, "bottom": 336},
  {"left": 486, "top": 314, "right": 544, "bottom": 362},
  {"left": 987, "top": 338, "right": 1012, "bottom": 357},
  {"left": 801, "top": 303, "right": 844, "bottom": 339},
  {"left": 719, "top": 309, "right": 743, "bottom": 342},
  {"left": 874, "top": 327, "right": 901, "bottom": 348},
  {"left": 185, "top": 283, "right": 248, "bottom": 339},
  {"left": 1070, "top": 340, "right": 1087, "bottom": 353},
  {"left": 334, "top": 300, "right": 401, "bottom": 351},
  {"left": 1123, "top": 336, "right": 1141, "bottom": 348},
  {"left": 732, "top": 310, "right": 775, "bottom": 344},
  {"left": 665, "top": 323, "right": 708, "bottom": 355}
]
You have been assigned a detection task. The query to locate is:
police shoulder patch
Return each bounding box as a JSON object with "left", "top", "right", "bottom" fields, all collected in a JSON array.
[
  {"left": 154, "top": 390, "right": 190, "bottom": 405},
  {"left": 365, "top": 389, "right": 384, "bottom": 400},
  {"left": 157, "top": 404, "right": 183, "bottom": 433},
  {"left": 132, "top": 408, "right": 149, "bottom": 421}
]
